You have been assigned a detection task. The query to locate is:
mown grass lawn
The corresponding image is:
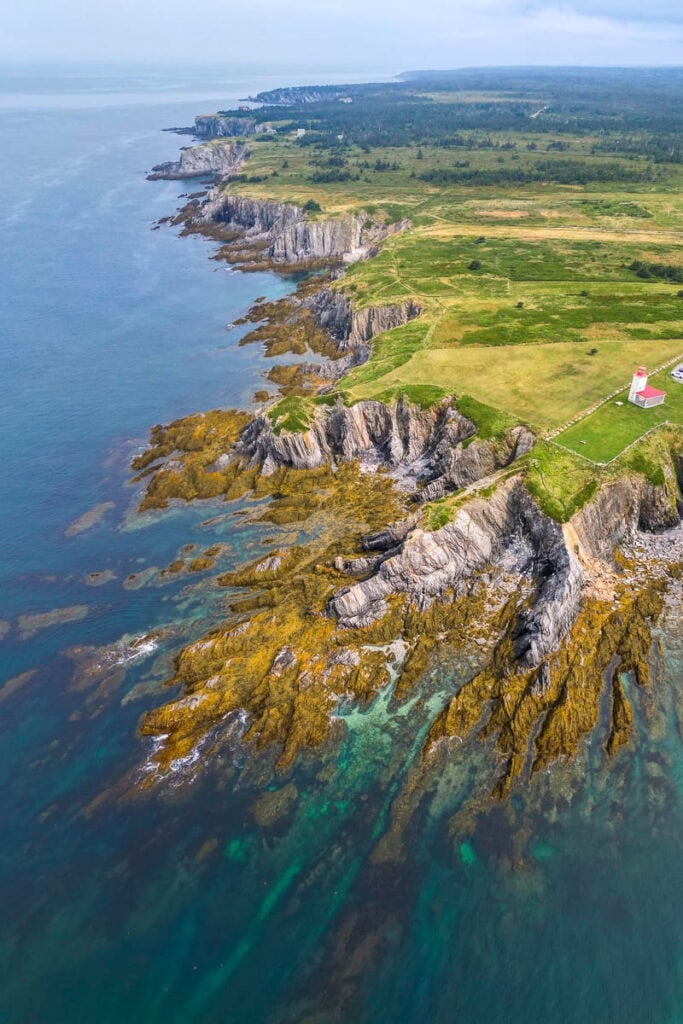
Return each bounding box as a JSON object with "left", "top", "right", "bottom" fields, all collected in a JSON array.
[
  {"left": 556, "top": 367, "right": 683, "bottom": 462},
  {"left": 347, "top": 339, "right": 683, "bottom": 431}
]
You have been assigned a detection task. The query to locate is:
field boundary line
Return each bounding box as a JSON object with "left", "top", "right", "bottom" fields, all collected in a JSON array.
[
  {"left": 548, "top": 420, "right": 670, "bottom": 467},
  {"left": 547, "top": 351, "right": 683, "bottom": 440}
]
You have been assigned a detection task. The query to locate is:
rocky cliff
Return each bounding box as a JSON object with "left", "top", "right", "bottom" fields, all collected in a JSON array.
[
  {"left": 194, "top": 114, "right": 257, "bottom": 138},
  {"left": 148, "top": 141, "right": 249, "bottom": 180},
  {"left": 188, "top": 192, "right": 411, "bottom": 264},
  {"left": 328, "top": 477, "right": 582, "bottom": 657},
  {"left": 233, "top": 395, "right": 477, "bottom": 476},
  {"left": 306, "top": 287, "right": 422, "bottom": 352},
  {"left": 138, "top": 124, "right": 682, "bottom": 797},
  {"left": 138, "top": 438, "right": 681, "bottom": 789}
]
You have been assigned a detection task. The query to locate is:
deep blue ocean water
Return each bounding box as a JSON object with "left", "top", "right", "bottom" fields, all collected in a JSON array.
[{"left": 0, "top": 67, "right": 682, "bottom": 1024}]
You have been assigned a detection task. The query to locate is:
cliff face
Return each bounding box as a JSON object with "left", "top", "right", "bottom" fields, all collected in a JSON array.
[
  {"left": 189, "top": 192, "right": 411, "bottom": 264},
  {"left": 328, "top": 469, "right": 681, "bottom": 680},
  {"left": 194, "top": 115, "right": 257, "bottom": 138},
  {"left": 148, "top": 141, "right": 248, "bottom": 181},
  {"left": 306, "top": 287, "right": 422, "bottom": 353},
  {"left": 420, "top": 424, "right": 535, "bottom": 499},
  {"left": 233, "top": 396, "right": 477, "bottom": 476},
  {"left": 284, "top": 287, "right": 423, "bottom": 385},
  {"left": 328, "top": 477, "right": 582, "bottom": 662},
  {"left": 137, "top": 432, "right": 681, "bottom": 790}
]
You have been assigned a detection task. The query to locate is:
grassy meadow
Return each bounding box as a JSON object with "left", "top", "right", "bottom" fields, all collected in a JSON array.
[
  {"left": 556, "top": 368, "right": 683, "bottom": 463},
  {"left": 218, "top": 76, "right": 683, "bottom": 515}
]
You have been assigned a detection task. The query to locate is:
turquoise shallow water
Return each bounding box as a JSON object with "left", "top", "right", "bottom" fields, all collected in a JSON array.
[{"left": 1, "top": 68, "right": 682, "bottom": 1024}]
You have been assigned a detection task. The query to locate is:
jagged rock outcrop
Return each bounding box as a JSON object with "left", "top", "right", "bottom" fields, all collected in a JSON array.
[
  {"left": 327, "top": 470, "right": 681, "bottom": 681},
  {"left": 289, "top": 287, "right": 422, "bottom": 385},
  {"left": 189, "top": 193, "right": 410, "bottom": 264},
  {"left": 233, "top": 396, "right": 476, "bottom": 476},
  {"left": 306, "top": 287, "right": 422, "bottom": 352},
  {"left": 328, "top": 477, "right": 582, "bottom": 666},
  {"left": 148, "top": 141, "right": 248, "bottom": 180},
  {"left": 194, "top": 115, "right": 257, "bottom": 138},
  {"left": 250, "top": 86, "right": 358, "bottom": 105},
  {"left": 420, "top": 425, "right": 536, "bottom": 500},
  {"left": 572, "top": 474, "right": 679, "bottom": 558}
]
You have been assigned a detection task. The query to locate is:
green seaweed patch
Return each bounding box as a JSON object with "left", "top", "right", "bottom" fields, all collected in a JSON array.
[{"left": 459, "top": 840, "right": 476, "bottom": 866}]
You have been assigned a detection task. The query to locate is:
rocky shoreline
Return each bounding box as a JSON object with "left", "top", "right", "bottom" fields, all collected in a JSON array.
[
  {"left": 134, "top": 132, "right": 683, "bottom": 797},
  {"left": 147, "top": 140, "right": 249, "bottom": 181}
]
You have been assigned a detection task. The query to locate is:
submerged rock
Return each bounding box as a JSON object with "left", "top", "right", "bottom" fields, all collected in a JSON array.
[{"left": 251, "top": 783, "right": 298, "bottom": 828}]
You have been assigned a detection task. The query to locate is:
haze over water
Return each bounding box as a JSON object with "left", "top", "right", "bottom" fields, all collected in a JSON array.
[{"left": 0, "top": 66, "right": 682, "bottom": 1024}]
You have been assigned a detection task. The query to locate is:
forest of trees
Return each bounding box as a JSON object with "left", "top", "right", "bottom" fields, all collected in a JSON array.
[
  {"left": 420, "top": 160, "right": 654, "bottom": 186},
  {"left": 215, "top": 69, "right": 683, "bottom": 172}
]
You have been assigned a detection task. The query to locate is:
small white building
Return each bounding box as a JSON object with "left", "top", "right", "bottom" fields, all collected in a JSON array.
[
  {"left": 628, "top": 366, "right": 666, "bottom": 409},
  {"left": 296, "top": 128, "right": 306, "bottom": 138}
]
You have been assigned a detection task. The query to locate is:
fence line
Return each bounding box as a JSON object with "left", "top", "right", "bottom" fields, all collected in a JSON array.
[
  {"left": 546, "top": 351, "right": 683, "bottom": 441},
  {"left": 547, "top": 420, "right": 670, "bottom": 468}
]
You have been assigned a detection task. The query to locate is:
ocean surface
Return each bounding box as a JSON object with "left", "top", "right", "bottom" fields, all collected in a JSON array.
[{"left": 0, "top": 67, "right": 682, "bottom": 1024}]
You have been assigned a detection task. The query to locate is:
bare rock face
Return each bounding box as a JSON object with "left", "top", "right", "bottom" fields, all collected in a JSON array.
[
  {"left": 420, "top": 425, "right": 536, "bottom": 501},
  {"left": 327, "top": 478, "right": 582, "bottom": 664},
  {"left": 194, "top": 115, "right": 257, "bottom": 138},
  {"left": 306, "top": 287, "right": 422, "bottom": 353},
  {"left": 233, "top": 396, "right": 477, "bottom": 476},
  {"left": 148, "top": 141, "right": 248, "bottom": 180},
  {"left": 189, "top": 193, "right": 411, "bottom": 265},
  {"left": 290, "top": 287, "right": 422, "bottom": 387},
  {"left": 573, "top": 476, "right": 646, "bottom": 558},
  {"left": 328, "top": 469, "right": 681, "bottom": 680}
]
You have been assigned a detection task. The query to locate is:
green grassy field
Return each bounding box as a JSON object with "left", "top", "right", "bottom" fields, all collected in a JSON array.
[
  {"left": 555, "top": 368, "right": 683, "bottom": 462},
  {"left": 217, "top": 78, "right": 683, "bottom": 515},
  {"left": 346, "top": 339, "right": 683, "bottom": 431}
]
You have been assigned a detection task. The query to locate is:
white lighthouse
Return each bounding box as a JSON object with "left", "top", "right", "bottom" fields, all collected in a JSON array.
[
  {"left": 628, "top": 365, "right": 666, "bottom": 409},
  {"left": 629, "top": 366, "right": 648, "bottom": 402}
]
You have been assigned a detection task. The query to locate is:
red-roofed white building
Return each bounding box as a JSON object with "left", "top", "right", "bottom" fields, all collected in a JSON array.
[{"left": 628, "top": 366, "right": 666, "bottom": 409}]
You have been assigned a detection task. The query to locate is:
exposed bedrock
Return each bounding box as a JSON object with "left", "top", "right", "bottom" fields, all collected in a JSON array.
[
  {"left": 575, "top": 470, "right": 680, "bottom": 554},
  {"left": 189, "top": 192, "right": 411, "bottom": 264},
  {"left": 328, "top": 477, "right": 582, "bottom": 661},
  {"left": 194, "top": 114, "right": 257, "bottom": 138},
  {"left": 305, "top": 287, "right": 422, "bottom": 352},
  {"left": 328, "top": 473, "right": 681, "bottom": 672},
  {"left": 420, "top": 424, "right": 536, "bottom": 499},
  {"left": 286, "top": 288, "right": 422, "bottom": 386},
  {"left": 148, "top": 141, "right": 249, "bottom": 180},
  {"left": 233, "top": 395, "right": 477, "bottom": 476}
]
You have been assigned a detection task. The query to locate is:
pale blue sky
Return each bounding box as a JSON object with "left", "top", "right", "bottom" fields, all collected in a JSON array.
[{"left": 2, "top": 0, "right": 682, "bottom": 68}]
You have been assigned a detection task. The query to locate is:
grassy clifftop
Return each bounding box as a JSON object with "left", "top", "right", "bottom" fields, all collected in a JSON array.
[{"left": 183, "top": 71, "right": 683, "bottom": 518}]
